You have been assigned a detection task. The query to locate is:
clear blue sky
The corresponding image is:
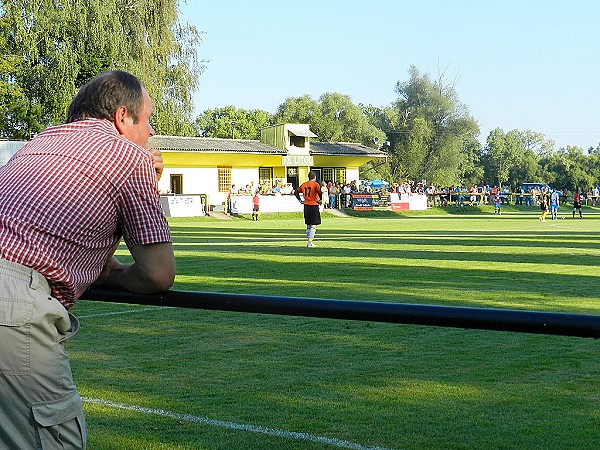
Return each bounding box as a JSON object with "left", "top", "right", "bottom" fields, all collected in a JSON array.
[{"left": 180, "top": 0, "right": 600, "bottom": 150}]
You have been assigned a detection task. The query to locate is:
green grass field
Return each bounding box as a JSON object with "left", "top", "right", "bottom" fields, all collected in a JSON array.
[{"left": 71, "top": 206, "right": 600, "bottom": 449}]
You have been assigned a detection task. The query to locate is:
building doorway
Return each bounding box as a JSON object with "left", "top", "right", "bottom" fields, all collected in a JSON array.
[
  {"left": 287, "top": 167, "right": 299, "bottom": 190},
  {"left": 170, "top": 174, "right": 183, "bottom": 194},
  {"left": 311, "top": 168, "right": 322, "bottom": 183}
]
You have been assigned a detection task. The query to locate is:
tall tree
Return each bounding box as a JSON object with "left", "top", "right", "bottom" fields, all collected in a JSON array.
[
  {"left": 540, "top": 146, "right": 597, "bottom": 193},
  {"left": 276, "top": 95, "right": 321, "bottom": 127},
  {"left": 393, "top": 116, "right": 431, "bottom": 181},
  {"left": 275, "top": 93, "right": 386, "bottom": 147},
  {"left": 390, "top": 65, "right": 480, "bottom": 186},
  {"left": 360, "top": 104, "right": 398, "bottom": 182},
  {"left": 195, "top": 106, "right": 274, "bottom": 140},
  {"left": 520, "top": 129, "right": 555, "bottom": 156},
  {"left": 0, "top": 42, "right": 41, "bottom": 139},
  {"left": 482, "top": 128, "right": 523, "bottom": 188},
  {"left": 0, "top": 0, "right": 202, "bottom": 138},
  {"left": 508, "top": 146, "right": 541, "bottom": 188}
]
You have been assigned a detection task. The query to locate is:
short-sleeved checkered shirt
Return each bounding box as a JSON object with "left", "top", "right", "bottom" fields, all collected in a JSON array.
[{"left": 0, "top": 118, "right": 172, "bottom": 308}]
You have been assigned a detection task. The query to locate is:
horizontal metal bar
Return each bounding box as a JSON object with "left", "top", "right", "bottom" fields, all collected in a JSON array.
[{"left": 82, "top": 288, "right": 600, "bottom": 339}]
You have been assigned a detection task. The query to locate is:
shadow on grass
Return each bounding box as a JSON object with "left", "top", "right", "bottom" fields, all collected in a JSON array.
[
  {"left": 117, "top": 222, "right": 600, "bottom": 312},
  {"left": 169, "top": 226, "right": 600, "bottom": 251}
]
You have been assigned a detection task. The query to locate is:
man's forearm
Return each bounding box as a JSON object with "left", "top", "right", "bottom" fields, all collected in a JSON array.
[{"left": 108, "top": 261, "right": 173, "bottom": 293}]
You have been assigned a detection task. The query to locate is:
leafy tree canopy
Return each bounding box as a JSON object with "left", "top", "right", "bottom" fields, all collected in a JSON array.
[
  {"left": 389, "top": 65, "right": 480, "bottom": 186},
  {"left": 195, "top": 106, "right": 275, "bottom": 140},
  {"left": 275, "top": 93, "right": 387, "bottom": 148},
  {"left": 0, "top": 0, "right": 202, "bottom": 138},
  {"left": 539, "top": 146, "right": 600, "bottom": 194}
]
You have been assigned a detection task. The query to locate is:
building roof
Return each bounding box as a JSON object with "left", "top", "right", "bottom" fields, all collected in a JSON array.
[
  {"left": 148, "top": 135, "right": 387, "bottom": 158},
  {"left": 148, "top": 135, "right": 287, "bottom": 155},
  {"left": 309, "top": 141, "right": 387, "bottom": 158},
  {"left": 286, "top": 124, "right": 318, "bottom": 137}
]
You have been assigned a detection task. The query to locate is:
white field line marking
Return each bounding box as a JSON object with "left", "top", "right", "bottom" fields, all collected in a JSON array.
[
  {"left": 78, "top": 307, "right": 170, "bottom": 319},
  {"left": 83, "top": 397, "right": 394, "bottom": 450}
]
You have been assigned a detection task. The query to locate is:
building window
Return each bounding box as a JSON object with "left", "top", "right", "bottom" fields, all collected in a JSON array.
[
  {"left": 335, "top": 168, "right": 346, "bottom": 184},
  {"left": 218, "top": 167, "right": 232, "bottom": 193},
  {"left": 316, "top": 167, "right": 346, "bottom": 184},
  {"left": 170, "top": 174, "right": 183, "bottom": 194},
  {"left": 289, "top": 134, "right": 306, "bottom": 148},
  {"left": 259, "top": 167, "right": 273, "bottom": 188}
]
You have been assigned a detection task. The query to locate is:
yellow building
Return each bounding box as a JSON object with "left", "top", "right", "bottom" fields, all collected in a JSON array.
[{"left": 149, "top": 123, "right": 387, "bottom": 212}]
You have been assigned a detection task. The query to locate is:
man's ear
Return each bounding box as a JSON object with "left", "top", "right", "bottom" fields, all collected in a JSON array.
[{"left": 113, "top": 105, "right": 129, "bottom": 135}]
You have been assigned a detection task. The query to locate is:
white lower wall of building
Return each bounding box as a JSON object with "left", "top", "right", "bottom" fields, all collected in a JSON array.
[
  {"left": 231, "top": 168, "right": 259, "bottom": 194},
  {"left": 160, "top": 166, "right": 361, "bottom": 210},
  {"left": 160, "top": 167, "right": 260, "bottom": 208},
  {"left": 231, "top": 195, "right": 303, "bottom": 214},
  {"left": 159, "top": 168, "right": 215, "bottom": 195},
  {"left": 346, "top": 168, "right": 360, "bottom": 184}
]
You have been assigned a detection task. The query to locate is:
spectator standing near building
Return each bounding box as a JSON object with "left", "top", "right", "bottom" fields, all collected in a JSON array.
[
  {"left": 539, "top": 194, "right": 549, "bottom": 222},
  {"left": 426, "top": 183, "right": 436, "bottom": 206},
  {"left": 0, "top": 71, "right": 175, "bottom": 449},
  {"left": 469, "top": 185, "right": 478, "bottom": 206},
  {"left": 295, "top": 171, "right": 322, "bottom": 247},
  {"left": 593, "top": 186, "right": 600, "bottom": 204},
  {"left": 493, "top": 189, "right": 501, "bottom": 214},
  {"left": 481, "top": 185, "right": 489, "bottom": 205},
  {"left": 252, "top": 190, "right": 260, "bottom": 221},
  {"left": 550, "top": 189, "right": 560, "bottom": 220},
  {"left": 342, "top": 183, "right": 352, "bottom": 207},
  {"left": 573, "top": 188, "right": 583, "bottom": 218},
  {"left": 321, "top": 181, "right": 329, "bottom": 211},
  {"left": 227, "top": 184, "right": 236, "bottom": 215},
  {"left": 329, "top": 183, "right": 338, "bottom": 209},
  {"left": 515, "top": 185, "right": 523, "bottom": 205},
  {"left": 525, "top": 187, "right": 533, "bottom": 206}
]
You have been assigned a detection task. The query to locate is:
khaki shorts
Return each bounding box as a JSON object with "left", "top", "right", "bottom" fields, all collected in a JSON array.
[{"left": 0, "top": 259, "right": 87, "bottom": 449}]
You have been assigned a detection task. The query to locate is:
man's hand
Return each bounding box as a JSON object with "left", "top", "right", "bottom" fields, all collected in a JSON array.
[
  {"left": 92, "top": 240, "right": 122, "bottom": 287},
  {"left": 93, "top": 256, "right": 125, "bottom": 287},
  {"left": 149, "top": 147, "right": 164, "bottom": 181}
]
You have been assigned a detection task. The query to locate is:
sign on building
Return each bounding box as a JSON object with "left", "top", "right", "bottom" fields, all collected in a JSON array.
[
  {"left": 282, "top": 155, "right": 314, "bottom": 166},
  {"left": 160, "top": 195, "right": 206, "bottom": 217}
]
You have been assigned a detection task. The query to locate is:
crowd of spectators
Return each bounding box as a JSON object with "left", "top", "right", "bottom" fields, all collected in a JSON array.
[
  {"left": 228, "top": 177, "right": 600, "bottom": 209},
  {"left": 383, "top": 182, "right": 600, "bottom": 207},
  {"left": 585, "top": 186, "right": 600, "bottom": 205},
  {"left": 248, "top": 179, "right": 366, "bottom": 209},
  {"left": 256, "top": 180, "right": 295, "bottom": 196}
]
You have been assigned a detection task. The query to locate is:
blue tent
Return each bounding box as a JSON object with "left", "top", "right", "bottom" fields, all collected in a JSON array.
[{"left": 368, "top": 179, "right": 389, "bottom": 188}]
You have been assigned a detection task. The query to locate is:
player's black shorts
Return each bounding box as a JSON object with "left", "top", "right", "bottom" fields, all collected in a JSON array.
[
  {"left": 574, "top": 201, "right": 582, "bottom": 208},
  {"left": 304, "top": 204, "right": 321, "bottom": 226},
  {"left": 253, "top": 205, "right": 260, "bottom": 212}
]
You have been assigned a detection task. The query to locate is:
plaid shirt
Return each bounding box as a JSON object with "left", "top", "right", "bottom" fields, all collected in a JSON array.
[{"left": 0, "top": 119, "right": 171, "bottom": 308}]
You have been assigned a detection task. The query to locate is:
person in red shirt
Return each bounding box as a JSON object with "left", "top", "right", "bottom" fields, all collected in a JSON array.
[
  {"left": 0, "top": 71, "right": 175, "bottom": 449},
  {"left": 252, "top": 190, "right": 260, "bottom": 221},
  {"left": 573, "top": 188, "right": 583, "bottom": 218},
  {"left": 295, "top": 171, "right": 322, "bottom": 247}
]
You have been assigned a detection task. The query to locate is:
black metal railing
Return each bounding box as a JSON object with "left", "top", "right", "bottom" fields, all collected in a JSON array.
[{"left": 82, "top": 288, "right": 600, "bottom": 339}]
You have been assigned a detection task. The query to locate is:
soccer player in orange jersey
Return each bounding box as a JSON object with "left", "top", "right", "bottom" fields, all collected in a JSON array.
[{"left": 295, "top": 171, "right": 322, "bottom": 247}]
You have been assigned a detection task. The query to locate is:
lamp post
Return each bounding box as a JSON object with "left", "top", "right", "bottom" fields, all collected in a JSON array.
[{"left": 231, "top": 120, "right": 236, "bottom": 139}]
